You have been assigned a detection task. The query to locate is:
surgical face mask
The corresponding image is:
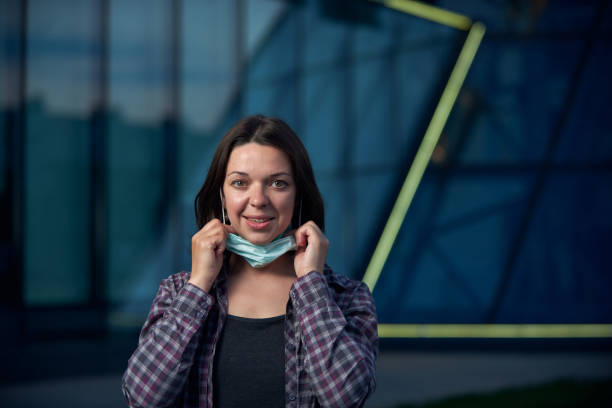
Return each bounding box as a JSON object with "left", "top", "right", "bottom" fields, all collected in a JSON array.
[{"left": 225, "top": 233, "right": 297, "bottom": 268}]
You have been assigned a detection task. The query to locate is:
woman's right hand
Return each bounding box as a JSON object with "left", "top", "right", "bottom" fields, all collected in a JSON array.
[{"left": 189, "top": 219, "right": 235, "bottom": 292}]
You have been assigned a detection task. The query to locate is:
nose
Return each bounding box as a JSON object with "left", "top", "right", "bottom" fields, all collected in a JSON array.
[{"left": 249, "top": 183, "right": 269, "bottom": 207}]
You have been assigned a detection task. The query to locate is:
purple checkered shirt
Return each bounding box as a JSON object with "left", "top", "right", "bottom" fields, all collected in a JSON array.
[{"left": 122, "top": 265, "right": 378, "bottom": 407}]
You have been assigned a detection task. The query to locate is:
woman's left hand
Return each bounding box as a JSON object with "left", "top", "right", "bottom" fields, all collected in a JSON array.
[{"left": 293, "top": 221, "right": 329, "bottom": 278}]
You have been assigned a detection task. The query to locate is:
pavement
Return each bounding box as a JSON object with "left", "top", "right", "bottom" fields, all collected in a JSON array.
[
  {"left": 1, "top": 351, "right": 611, "bottom": 407},
  {"left": 366, "top": 350, "right": 612, "bottom": 407}
]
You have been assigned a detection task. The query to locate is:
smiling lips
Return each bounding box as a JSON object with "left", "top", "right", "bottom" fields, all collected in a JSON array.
[{"left": 244, "top": 216, "right": 274, "bottom": 229}]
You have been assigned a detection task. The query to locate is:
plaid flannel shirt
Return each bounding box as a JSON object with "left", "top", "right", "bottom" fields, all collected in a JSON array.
[{"left": 122, "top": 265, "right": 378, "bottom": 407}]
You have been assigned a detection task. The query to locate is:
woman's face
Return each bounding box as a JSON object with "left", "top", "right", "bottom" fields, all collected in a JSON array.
[{"left": 223, "top": 143, "right": 296, "bottom": 245}]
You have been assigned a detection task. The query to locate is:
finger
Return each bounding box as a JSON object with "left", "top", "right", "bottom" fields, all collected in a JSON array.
[
  {"left": 205, "top": 218, "right": 223, "bottom": 229},
  {"left": 294, "top": 225, "right": 313, "bottom": 248},
  {"left": 215, "top": 239, "right": 226, "bottom": 257},
  {"left": 222, "top": 223, "right": 237, "bottom": 236},
  {"left": 298, "top": 222, "right": 328, "bottom": 248},
  {"left": 203, "top": 223, "right": 230, "bottom": 243},
  {"left": 304, "top": 220, "right": 323, "bottom": 235}
]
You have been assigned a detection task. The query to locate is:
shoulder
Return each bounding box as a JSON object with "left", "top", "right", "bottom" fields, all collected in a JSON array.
[
  {"left": 322, "top": 265, "right": 366, "bottom": 291},
  {"left": 322, "top": 265, "right": 373, "bottom": 302}
]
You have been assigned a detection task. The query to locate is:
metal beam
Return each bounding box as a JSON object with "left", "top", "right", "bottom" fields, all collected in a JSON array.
[
  {"left": 362, "top": 22, "right": 486, "bottom": 292},
  {"left": 372, "top": 0, "right": 472, "bottom": 31},
  {"left": 379, "top": 324, "right": 612, "bottom": 338}
]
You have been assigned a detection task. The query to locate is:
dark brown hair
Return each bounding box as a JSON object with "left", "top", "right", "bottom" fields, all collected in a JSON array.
[{"left": 194, "top": 115, "right": 325, "bottom": 231}]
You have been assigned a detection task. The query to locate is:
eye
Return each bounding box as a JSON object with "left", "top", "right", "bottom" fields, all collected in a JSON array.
[
  {"left": 272, "top": 179, "right": 288, "bottom": 189},
  {"left": 230, "top": 179, "right": 247, "bottom": 188}
]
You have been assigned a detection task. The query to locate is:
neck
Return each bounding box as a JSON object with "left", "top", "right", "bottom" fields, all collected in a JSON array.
[
  {"left": 229, "top": 252, "right": 296, "bottom": 280},
  {"left": 226, "top": 252, "right": 297, "bottom": 319}
]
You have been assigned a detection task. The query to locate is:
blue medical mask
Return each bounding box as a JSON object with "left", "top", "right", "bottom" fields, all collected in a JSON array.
[{"left": 226, "top": 233, "right": 297, "bottom": 268}]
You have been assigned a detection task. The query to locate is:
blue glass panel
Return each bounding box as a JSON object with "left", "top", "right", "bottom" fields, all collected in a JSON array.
[
  {"left": 107, "top": 118, "right": 167, "bottom": 304},
  {"left": 26, "top": 0, "right": 100, "bottom": 116},
  {"left": 397, "top": 42, "right": 456, "bottom": 157},
  {"left": 439, "top": 0, "right": 595, "bottom": 34},
  {"left": 24, "top": 0, "right": 99, "bottom": 305},
  {"left": 347, "top": 171, "right": 397, "bottom": 278},
  {"left": 304, "top": 3, "right": 347, "bottom": 70},
  {"left": 531, "top": 1, "right": 596, "bottom": 33},
  {"left": 25, "top": 104, "right": 91, "bottom": 305},
  {"left": 555, "top": 40, "right": 612, "bottom": 163},
  {"left": 182, "top": 0, "right": 239, "bottom": 133},
  {"left": 303, "top": 67, "right": 344, "bottom": 173},
  {"left": 352, "top": 58, "right": 394, "bottom": 168},
  {"left": 352, "top": 8, "right": 394, "bottom": 57},
  {"left": 245, "top": 77, "right": 297, "bottom": 126},
  {"left": 461, "top": 40, "right": 582, "bottom": 165},
  {"left": 498, "top": 172, "right": 612, "bottom": 323},
  {"left": 107, "top": 0, "right": 171, "bottom": 304},
  {"left": 375, "top": 173, "right": 529, "bottom": 322},
  {"left": 0, "top": 0, "right": 20, "bottom": 113},
  {"left": 318, "top": 171, "right": 396, "bottom": 279},
  {"left": 248, "top": 8, "right": 296, "bottom": 83},
  {"left": 317, "top": 177, "right": 346, "bottom": 275},
  {"left": 374, "top": 177, "right": 438, "bottom": 322},
  {"left": 246, "top": 0, "right": 287, "bottom": 58}
]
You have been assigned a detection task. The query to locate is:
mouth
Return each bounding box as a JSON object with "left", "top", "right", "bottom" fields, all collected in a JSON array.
[{"left": 243, "top": 216, "right": 274, "bottom": 230}]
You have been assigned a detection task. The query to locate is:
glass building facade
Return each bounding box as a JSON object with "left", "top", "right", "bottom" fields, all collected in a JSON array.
[{"left": 1, "top": 0, "right": 611, "bottom": 341}]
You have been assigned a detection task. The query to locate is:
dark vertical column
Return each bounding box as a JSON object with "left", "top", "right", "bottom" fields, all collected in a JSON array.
[
  {"left": 236, "top": 0, "right": 245, "bottom": 117},
  {"left": 89, "top": 0, "right": 109, "bottom": 326},
  {"left": 341, "top": 28, "right": 357, "bottom": 276},
  {"left": 6, "top": 0, "right": 28, "bottom": 341},
  {"left": 389, "top": 18, "right": 401, "bottom": 155},
  {"left": 293, "top": 4, "right": 305, "bottom": 136},
  {"left": 163, "top": 0, "right": 182, "bottom": 274}
]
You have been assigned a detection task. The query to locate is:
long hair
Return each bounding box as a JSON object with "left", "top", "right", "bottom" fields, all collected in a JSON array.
[{"left": 194, "top": 115, "right": 325, "bottom": 231}]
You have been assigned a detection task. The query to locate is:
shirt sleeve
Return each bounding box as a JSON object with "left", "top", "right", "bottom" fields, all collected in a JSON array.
[
  {"left": 121, "top": 276, "right": 215, "bottom": 408},
  {"left": 291, "top": 270, "right": 379, "bottom": 408}
]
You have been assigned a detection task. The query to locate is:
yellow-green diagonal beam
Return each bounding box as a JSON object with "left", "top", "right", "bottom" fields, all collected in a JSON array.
[
  {"left": 373, "top": 0, "right": 473, "bottom": 31},
  {"left": 362, "top": 22, "right": 486, "bottom": 292},
  {"left": 378, "top": 324, "right": 612, "bottom": 338}
]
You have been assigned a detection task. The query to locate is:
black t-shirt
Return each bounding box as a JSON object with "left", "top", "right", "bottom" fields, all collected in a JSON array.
[{"left": 213, "top": 314, "right": 286, "bottom": 408}]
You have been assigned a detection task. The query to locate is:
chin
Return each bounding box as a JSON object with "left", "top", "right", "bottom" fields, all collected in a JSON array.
[
  {"left": 250, "top": 238, "right": 272, "bottom": 246},
  {"left": 241, "top": 228, "right": 288, "bottom": 246},
  {"left": 237, "top": 230, "right": 274, "bottom": 245}
]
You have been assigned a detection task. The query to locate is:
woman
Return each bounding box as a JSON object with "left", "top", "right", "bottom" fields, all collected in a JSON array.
[{"left": 122, "top": 115, "right": 378, "bottom": 407}]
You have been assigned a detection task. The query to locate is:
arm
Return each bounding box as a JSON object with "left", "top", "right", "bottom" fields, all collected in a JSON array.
[
  {"left": 291, "top": 271, "right": 379, "bottom": 408},
  {"left": 121, "top": 276, "right": 214, "bottom": 408}
]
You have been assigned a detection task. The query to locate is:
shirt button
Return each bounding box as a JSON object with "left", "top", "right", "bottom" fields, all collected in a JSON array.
[{"left": 289, "top": 394, "right": 296, "bottom": 401}]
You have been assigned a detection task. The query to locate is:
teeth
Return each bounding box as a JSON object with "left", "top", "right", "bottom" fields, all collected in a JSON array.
[{"left": 249, "top": 218, "right": 268, "bottom": 223}]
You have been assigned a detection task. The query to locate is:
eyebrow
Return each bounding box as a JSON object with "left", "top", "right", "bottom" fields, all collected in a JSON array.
[
  {"left": 270, "top": 172, "right": 292, "bottom": 178},
  {"left": 226, "top": 171, "right": 292, "bottom": 178},
  {"left": 227, "top": 171, "right": 248, "bottom": 177}
]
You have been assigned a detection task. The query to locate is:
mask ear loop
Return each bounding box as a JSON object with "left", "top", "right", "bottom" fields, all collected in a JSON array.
[
  {"left": 298, "top": 198, "right": 302, "bottom": 227},
  {"left": 220, "top": 188, "right": 226, "bottom": 225}
]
